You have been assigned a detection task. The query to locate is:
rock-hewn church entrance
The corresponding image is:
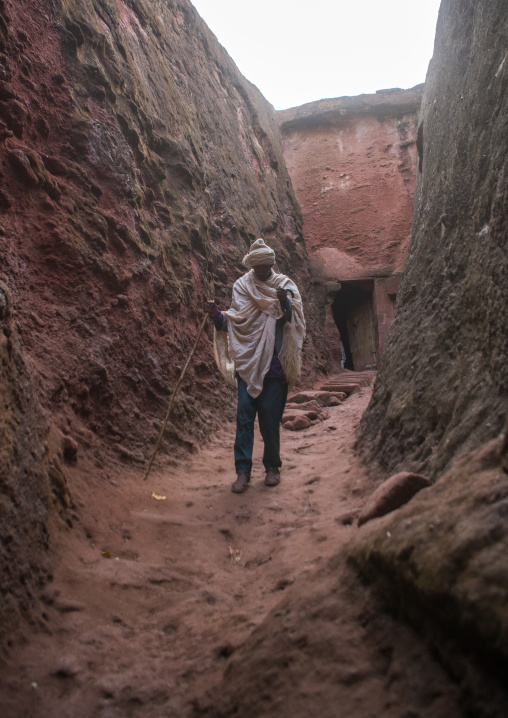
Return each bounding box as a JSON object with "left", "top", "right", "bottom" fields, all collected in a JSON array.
[{"left": 332, "top": 282, "right": 377, "bottom": 371}]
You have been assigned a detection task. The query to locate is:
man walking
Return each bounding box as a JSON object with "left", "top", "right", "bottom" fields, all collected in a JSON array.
[{"left": 205, "top": 238, "right": 305, "bottom": 494}]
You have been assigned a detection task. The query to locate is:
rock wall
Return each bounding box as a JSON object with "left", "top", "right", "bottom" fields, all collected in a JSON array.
[
  {"left": 357, "top": 0, "right": 508, "bottom": 478},
  {"left": 278, "top": 87, "right": 422, "bottom": 370},
  {"left": 0, "top": 0, "right": 327, "bottom": 457},
  {"left": 0, "top": 0, "right": 325, "bottom": 631},
  {"left": 279, "top": 87, "right": 422, "bottom": 272},
  {"left": 0, "top": 283, "right": 52, "bottom": 639},
  {"left": 350, "top": 427, "right": 508, "bottom": 716}
]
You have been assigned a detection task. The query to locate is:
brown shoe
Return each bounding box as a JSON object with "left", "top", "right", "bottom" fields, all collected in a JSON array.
[
  {"left": 231, "top": 472, "right": 250, "bottom": 494},
  {"left": 264, "top": 468, "right": 280, "bottom": 487}
]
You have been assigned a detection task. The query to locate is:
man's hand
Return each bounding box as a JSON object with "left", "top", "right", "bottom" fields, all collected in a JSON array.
[
  {"left": 204, "top": 300, "right": 218, "bottom": 317},
  {"left": 276, "top": 287, "right": 288, "bottom": 306}
]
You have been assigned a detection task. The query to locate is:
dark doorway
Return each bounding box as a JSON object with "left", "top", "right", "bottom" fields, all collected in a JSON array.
[{"left": 332, "top": 282, "right": 377, "bottom": 371}]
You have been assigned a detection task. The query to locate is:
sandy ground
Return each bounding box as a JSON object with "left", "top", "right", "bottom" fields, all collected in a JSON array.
[{"left": 1, "top": 384, "right": 463, "bottom": 717}]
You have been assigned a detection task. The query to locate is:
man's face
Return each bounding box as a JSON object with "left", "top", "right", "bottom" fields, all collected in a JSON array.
[{"left": 252, "top": 264, "right": 273, "bottom": 281}]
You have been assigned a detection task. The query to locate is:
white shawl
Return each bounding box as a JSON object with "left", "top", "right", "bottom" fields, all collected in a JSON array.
[{"left": 214, "top": 269, "right": 306, "bottom": 398}]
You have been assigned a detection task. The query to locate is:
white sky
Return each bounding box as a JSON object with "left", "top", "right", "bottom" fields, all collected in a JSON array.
[{"left": 190, "top": 0, "right": 442, "bottom": 110}]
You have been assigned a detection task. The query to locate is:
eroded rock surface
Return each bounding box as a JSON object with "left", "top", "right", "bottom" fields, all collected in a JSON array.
[
  {"left": 348, "top": 0, "right": 508, "bottom": 711},
  {"left": 0, "top": 283, "right": 51, "bottom": 638},
  {"left": 357, "top": 0, "right": 508, "bottom": 478},
  {"left": 279, "top": 86, "right": 422, "bottom": 277},
  {"left": 0, "top": 0, "right": 325, "bottom": 474},
  {"left": 278, "top": 88, "right": 422, "bottom": 369},
  {"left": 350, "top": 433, "right": 508, "bottom": 716},
  {"left": 0, "top": 0, "right": 326, "bottom": 636},
  {"left": 357, "top": 471, "right": 431, "bottom": 526}
]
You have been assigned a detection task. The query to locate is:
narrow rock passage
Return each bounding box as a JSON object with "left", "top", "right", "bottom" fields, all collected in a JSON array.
[{"left": 2, "top": 382, "right": 462, "bottom": 718}]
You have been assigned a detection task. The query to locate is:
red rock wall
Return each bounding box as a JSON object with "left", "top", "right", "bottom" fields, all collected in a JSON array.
[
  {"left": 281, "top": 117, "right": 415, "bottom": 267},
  {"left": 278, "top": 89, "right": 422, "bottom": 369},
  {"left": 0, "top": 0, "right": 327, "bottom": 632},
  {"left": 0, "top": 283, "right": 53, "bottom": 640},
  {"left": 279, "top": 88, "right": 422, "bottom": 280},
  {"left": 0, "top": 0, "right": 324, "bottom": 457}
]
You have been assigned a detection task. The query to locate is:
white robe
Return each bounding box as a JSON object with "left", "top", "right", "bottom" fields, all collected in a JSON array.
[{"left": 213, "top": 269, "right": 306, "bottom": 398}]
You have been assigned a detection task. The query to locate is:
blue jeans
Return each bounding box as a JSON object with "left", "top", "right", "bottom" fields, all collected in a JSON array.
[{"left": 234, "top": 377, "right": 288, "bottom": 475}]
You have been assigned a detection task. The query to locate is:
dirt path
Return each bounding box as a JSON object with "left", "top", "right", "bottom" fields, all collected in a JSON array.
[{"left": 1, "top": 384, "right": 462, "bottom": 717}]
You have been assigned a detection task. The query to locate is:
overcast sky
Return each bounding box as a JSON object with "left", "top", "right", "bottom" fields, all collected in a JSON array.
[{"left": 190, "top": 0, "right": 442, "bottom": 110}]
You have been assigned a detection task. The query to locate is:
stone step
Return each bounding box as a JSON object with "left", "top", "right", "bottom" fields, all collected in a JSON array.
[
  {"left": 283, "top": 407, "right": 322, "bottom": 422},
  {"left": 288, "top": 390, "right": 346, "bottom": 406},
  {"left": 319, "top": 383, "right": 361, "bottom": 394},
  {"left": 332, "top": 378, "right": 370, "bottom": 387},
  {"left": 328, "top": 372, "right": 377, "bottom": 387}
]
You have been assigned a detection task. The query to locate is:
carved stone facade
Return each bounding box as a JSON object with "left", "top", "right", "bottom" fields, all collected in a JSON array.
[{"left": 278, "top": 87, "right": 423, "bottom": 370}]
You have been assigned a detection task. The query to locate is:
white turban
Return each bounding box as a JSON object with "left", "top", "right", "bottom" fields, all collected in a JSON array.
[{"left": 242, "top": 238, "right": 275, "bottom": 269}]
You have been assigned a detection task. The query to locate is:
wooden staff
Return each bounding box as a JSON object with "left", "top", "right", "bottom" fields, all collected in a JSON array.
[{"left": 143, "top": 313, "right": 208, "bottom": 482}]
